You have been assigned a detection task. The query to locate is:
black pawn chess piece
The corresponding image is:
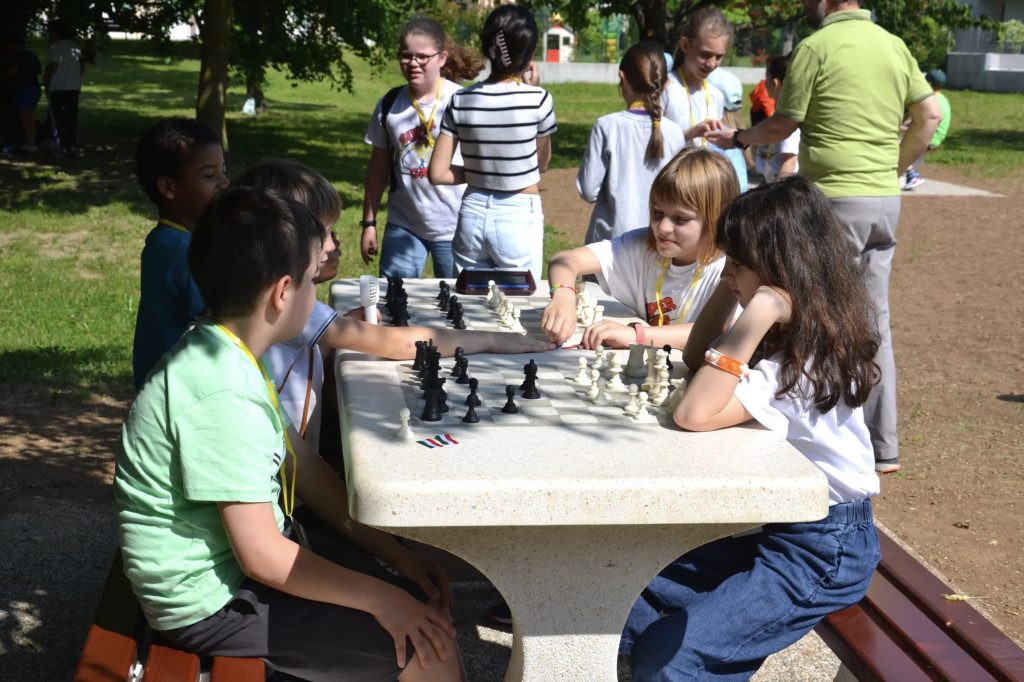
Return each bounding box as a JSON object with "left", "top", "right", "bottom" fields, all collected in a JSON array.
[
  {"left": 446, "top": 295, "right": 459, "bottom": 321},
  {"left": 501, "top": 385, "right": 519, "bottom": 414},
  {"left": 439, "top": 289, "right": 450, "bottom": 312},
  {"left": 456, "top": 358, "right": 470, "bottom": 385},
  {"left": 413, "top": 340, "right": 425, "bottom": 371},
  {"left": 453, "top": 303, "right": 466, "bottom": 330},
  {"left": 663, "top": 344, "right": 674, "bottom": 372},
  {"left": 465, "top": 378, "right": 481, "bottom": 407},
  {"left": 462, "top": 403, "right": 480, "bottom": 424},
  {"left": 436, "top": 281, "right": 449, "bottom": 302}
]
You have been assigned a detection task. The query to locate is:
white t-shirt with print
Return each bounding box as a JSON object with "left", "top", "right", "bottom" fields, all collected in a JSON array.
[
  {"left": 588, "top": 228, "right": 724, "bottom": 325},
  {"left": 265, "top": 301, "right": 337, "bottom": 448},
  {"left": 47, "top": 39, "right": 83, "bottom": 92},
  {"left": 365, "top": 80, "right": 466, "bottom": 242},
  {"left": 734, "top": 354, "right": 879, "bottom": 506},
  {"left": 755, "top": 129, "right": 802, "bottom": 183},
  {"left": 662, "top": 71, "right": 725, "bottom": 148}
]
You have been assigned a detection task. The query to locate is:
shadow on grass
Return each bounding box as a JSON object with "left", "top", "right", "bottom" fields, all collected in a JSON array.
[{"left": 0, "top": 347, "right": 132, "bottom": 392}]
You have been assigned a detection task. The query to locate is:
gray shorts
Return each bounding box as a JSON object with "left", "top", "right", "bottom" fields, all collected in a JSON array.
[{"left": 158, "top": 509, "right": 424, "bottom": 681}]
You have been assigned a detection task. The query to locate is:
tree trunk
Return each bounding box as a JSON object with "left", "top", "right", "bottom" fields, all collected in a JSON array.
[{"left": 196, "top": 0, "right": 232, "bottom": 149}]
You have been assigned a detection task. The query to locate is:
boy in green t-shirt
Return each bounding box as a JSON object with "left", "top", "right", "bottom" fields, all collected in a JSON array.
[
  {"left": 115, "top": 186, "right": 461, "bottom": 681},
  {"left": 904, "top": 69, "right": 952, "bottom": 190}
]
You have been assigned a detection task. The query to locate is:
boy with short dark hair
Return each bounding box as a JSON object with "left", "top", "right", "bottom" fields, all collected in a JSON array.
[
  {"left": 132, "top": 118, "right": 228, "bottom": 390},
  {"left": 116, "top": 186, "right": 461, "bottom": 681}
]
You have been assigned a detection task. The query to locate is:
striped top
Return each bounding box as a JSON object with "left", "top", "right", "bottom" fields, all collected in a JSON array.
[{"left": 439, "top": 81, "right": 557, "bottom": 191}]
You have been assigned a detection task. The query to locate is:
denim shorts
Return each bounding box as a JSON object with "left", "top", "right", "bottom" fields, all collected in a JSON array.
[
  {"left": 453, "top": 188, "right": 545, "bottom": 282},
  {"left": 378, "top": 222, "right": 454, "bottom": 279},
  {"left": 623, "top": 498, "right": 879, "bottom": 681}
]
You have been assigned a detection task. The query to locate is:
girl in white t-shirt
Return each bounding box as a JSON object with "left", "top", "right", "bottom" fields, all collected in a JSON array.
[
  {"left": 663, "top": 7, "right": 732, "bottom": 148},
  {"left": 361, "top": 18, "right": 483, "bottom": 278},
  {"left": 622, "top": 176, "right": 881, "bottom": 681},
  {"left": 429, "top": 5, "right": 557, "bottom": 281},
  {"left": 577, "top": 42, "right": 686, "bottom": 244},
  {"left": 754, "top": 54, "right": 801, "bottom": 183},
  {"left": 542, "top": 149, "right": 739, "bottom": 350}
]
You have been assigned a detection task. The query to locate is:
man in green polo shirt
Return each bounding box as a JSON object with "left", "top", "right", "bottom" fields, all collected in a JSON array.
[{"left": 709, "top": 0, "right": 940, "bottom": 475}]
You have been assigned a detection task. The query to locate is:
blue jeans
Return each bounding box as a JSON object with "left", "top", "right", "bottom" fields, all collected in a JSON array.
[
  {"left": 378, "top": 223, "right": 454, "bottom": 279},
  {"left": 453, "top": 188, "right": 545, "bottom": 282},
  {"left": 623, "top": 499, "right": 879, "bottom": 681}
]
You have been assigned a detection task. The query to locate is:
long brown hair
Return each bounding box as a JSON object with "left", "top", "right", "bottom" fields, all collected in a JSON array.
[
  {"left": 620, "top": 42, "right": 669, "bottom": 164},
  {"left": 716, "top": 176, "right": 880, "bottom": 411},
  {"left": 646, "top": 149, "right": 739, "bottom": 266},
  {"left": 400, "top": 17, "right": 484, "bottom": 82}
]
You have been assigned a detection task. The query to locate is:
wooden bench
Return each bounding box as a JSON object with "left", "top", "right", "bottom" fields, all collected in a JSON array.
[
  {"left": 74, "top": 549, "right": 266, "bottom": 682},
  {"left": 815, "top": 526, "right": 1024, "bottom": 681}
]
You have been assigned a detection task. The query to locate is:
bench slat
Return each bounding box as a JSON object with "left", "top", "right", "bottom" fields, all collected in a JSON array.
[
  {"left": 816, "top": 602, "right": 934, "bottom": 682},
  {"left": 72, "top": 624, "right": 137, "bottom": 682},
  {"left": 145, "top": 644, "right": 201, "bottom": 682},
  {"left": 877, "top": 530, "right": 1024, "bottom": 682},
  {"left": 211, "top": 655, "right": 266, "bottom": 681},
  {"left": 865, "top": 570, "right": 1000, "bottom": 681}
]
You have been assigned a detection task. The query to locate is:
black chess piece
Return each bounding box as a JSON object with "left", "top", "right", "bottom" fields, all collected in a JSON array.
[
  {"left": 663, "top": 344, "right": 674, "bottom": 372},
  {"left": 439, "top": 289, "right": 450, "bottom": 312},
  {"left": 453, "top": 303, "right": 466, "bottom": 330},
  {"left": 501, "top": 385, "right": 519, "bottom": 414},
  {"left": 456, "top": 358, "right": 470, "bottom": 384},
  {"left": 446, "top": 295, "right": 459, "bottom": 321},
  {"left": 521, "top": 362, "right": 540, "bottom": 400},
  {"left": 413, "top": 340, "right": 425, "bottom": 371},
  {"left": 462, "top": 403, "right": 480, "bottom": 424},
  {"left": 520, "top": 359, "right": 538, "bottom": 389},
  {"left": 465, "top": 377, "right": 481, "bottom": 407},
  {"left": 436, "top": 377, "right": 449, "bottom": 413},
  {"left": 421, "top": 386, "right": 442, "bottom": 422},
  {"left": 436, "top": 280, "right": 449, "bottom": 302}
]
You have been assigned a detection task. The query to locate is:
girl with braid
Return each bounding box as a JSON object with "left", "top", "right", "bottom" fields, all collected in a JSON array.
[{"left": 577, "top": 42, "right": 686, "bottom": 244}]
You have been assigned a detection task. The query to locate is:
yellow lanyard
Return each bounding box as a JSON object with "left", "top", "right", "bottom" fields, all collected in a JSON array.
[
  {"left": 677, "top": 68, "right": 711, "bottom": 147},
  {"left": 628, "top": 100, "right": 646, "bottom": 110},
  {"left": 410, "top": 80, "right": 444, "bottom": 148},
  {"left": 158, "top": 219, "right": 189, "bottom": 233},
  {"left": 654, "top": 258, "right": 704, "bottom": 326},
  {"left": 216, "top": 324, "right": 297, "bottom": 519}
]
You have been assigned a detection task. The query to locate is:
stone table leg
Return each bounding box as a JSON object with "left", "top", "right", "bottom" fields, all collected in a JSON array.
[{"left": 392, "top": 523, "right": 752, "bottom": 682}]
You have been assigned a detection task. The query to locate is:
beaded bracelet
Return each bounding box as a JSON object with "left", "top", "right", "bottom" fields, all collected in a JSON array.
[
  {"left": 704, "top": 348, "right": 749, "bottom": 379},
  {"left": 549, "top": 284, "right": 577, "bottom": 297}
]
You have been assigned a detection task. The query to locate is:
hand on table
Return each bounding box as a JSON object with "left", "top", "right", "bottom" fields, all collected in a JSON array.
[
  {"left": 580, "top": 320, "right": 634, "bottom": 350},
  {"left": 540, "top": 290, "right": 577, "bottom": 345},
  {"left": 372, "top": 584, "right": 456, "bottom": 670}
]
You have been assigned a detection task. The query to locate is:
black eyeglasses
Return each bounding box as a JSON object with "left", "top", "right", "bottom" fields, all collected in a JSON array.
[{"left": 399, "top": 51, "right": 440, "bottom": 66}]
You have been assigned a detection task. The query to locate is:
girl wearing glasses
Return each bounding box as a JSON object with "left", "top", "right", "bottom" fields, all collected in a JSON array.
[
  {"left": 429, "top": 5, "right": 556, "bottom": 283},
  {"left": 361, "top": 18, "right": 483, "bottom": 279}
]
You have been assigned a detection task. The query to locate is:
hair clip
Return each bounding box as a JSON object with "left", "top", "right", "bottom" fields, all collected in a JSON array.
[{"left": 495, "top": 30, "right": 512, "bottom": 67}]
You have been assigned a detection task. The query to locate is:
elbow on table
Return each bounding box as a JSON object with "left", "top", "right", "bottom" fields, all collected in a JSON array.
[{"left": 673, "top": 405, "right": 716, "bottom": 432}]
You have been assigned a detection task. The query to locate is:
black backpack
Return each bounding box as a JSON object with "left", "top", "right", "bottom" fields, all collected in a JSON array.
[{"left": 378, "top": 85, "right": 405, "bottom": 193}]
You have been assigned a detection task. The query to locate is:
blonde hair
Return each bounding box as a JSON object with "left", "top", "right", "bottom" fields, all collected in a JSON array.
[
  {"left": 232, "top": 158, "right": 341, "bottom": 228},
  {"left": 647, "top": 149, "right": 740, "bottom": 266},
  {"left": 620, "top": 42, "right": 668, "bottom": 165}
]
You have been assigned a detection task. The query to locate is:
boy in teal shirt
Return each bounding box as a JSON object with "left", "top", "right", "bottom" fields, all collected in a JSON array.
[
  {"left": 116, "top": 186, "right": 461, "bottom": 681},
  {"left": 904, "top": 69, "right": 952, "bottom": 190},
  {"left": 132, "top": 118, "right": 229, "bottom": 391}
]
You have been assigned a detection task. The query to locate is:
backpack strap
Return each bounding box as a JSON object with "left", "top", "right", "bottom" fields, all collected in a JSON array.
[{"left": 378, "top": 85, "right": 405, "bottom": 194}]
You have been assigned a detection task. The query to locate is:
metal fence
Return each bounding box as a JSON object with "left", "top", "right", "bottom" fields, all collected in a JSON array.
[{"left": 954, "top": 26, "right": 1024, "bottom": 54}]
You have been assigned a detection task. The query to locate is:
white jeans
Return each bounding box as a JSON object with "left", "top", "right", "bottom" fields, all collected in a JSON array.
[{"left": 453, "top": 188, "right": 545, "bottom": 282}]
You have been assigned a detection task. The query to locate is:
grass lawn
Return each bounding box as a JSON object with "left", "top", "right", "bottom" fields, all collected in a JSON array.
[{"left": 0, "top": 40, "right": 1020, "bottom": 394}]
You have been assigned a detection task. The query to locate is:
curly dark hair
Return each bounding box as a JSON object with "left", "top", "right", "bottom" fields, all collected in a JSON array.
[
  {"left": 135, "top": 118, "right": 221, "bottom": 204},
  {"left": 715, "top": 176, "right": 880, "bottom": 412}
]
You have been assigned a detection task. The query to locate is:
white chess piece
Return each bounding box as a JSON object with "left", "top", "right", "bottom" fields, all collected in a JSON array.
[
  {"left": 606, "top": 357, "right": 627, "bottom": 392},
  {"left": 586, "top": 368, "right": 602, "bottom": 402},
  {"left": 625, "top": 343, "right": 647, "bottom": 378},
  {"left": 593, "top": 304, "right": 604, "bottom": 324},
  {"left": 665, "top": 378, "right": 688, "bottom": 412},
  {"left": 633, "top": 391, "right": 656, "bottom": 423},
  {"left": 623, "top": 385, "right": 640, "bottom": 415},
  {"left": 642, "top": 347, "right": 660, "bottom": 392},
  {"left": 651, "top": 368, "right": 671, "bottom": 406},
  {"left": 511, "top": 307, "right": 525, "bottom": 334},
  {"left": 592, "top": 347, "right": 605, "bottom": 372},
  {"left": 485, "top": 280, "right": 496, "bottom": 304},
  {"left": 574, "top": 357, "right": 591, "bottom": 385},
  {"left": 395, "top": 408, "right": 414, "bottom": 440}
]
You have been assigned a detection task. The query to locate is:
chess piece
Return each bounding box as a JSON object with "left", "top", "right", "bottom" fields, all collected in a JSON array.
[
  {"left": 606, "top": 355, "right": 627, "bottom": 392},
  {"left": 395, "top": 408, "right": 414, "bottom": 440},
  {"left": 413, "top": 340, "right": 426, "bottom": 372},
  {"left": 663, "top": 344, "right": 674, "bottom": 372},
  {"left": 665, "top": 378, "right": 688, "bottom": 412},
  {"left": 521, "top": 360, "right": 540, "bottom": 399},
  {"left": 501, "top": 385, "right": 520, "bottom": 413},
  {"left": 456, "top": 357, "right": 470, "bottom": 385},
  {"left": 485, "top": 280, "right": 496, "bottom": 304},
  {"left": 623, "top": 385, "right": 640, "bottom": 416},
  {"left": 592, "top": 347, "right": 605, "bottom": 372},
  {"left": 593, "top": 304, "right": 604, "bottom": 324},
  {"left": 421, "top": 386, "right": 442, "bottom": 422},
  {"left": 643, "top": 347, "right": 660, "bottom": 392},
  {"left": 452, "top": 302, "right": 466, "bottom": 330},
  {"left": 633, "top": 391, "right": 656, "bottom": 423},
  {"left": 625, "top": 343, "right": 647, "bottom": 378},
  {"left": 586, "top": 369, "right": 601, "bottom": 402},
  {"left": 465, "top": 377, "right": 482, "bottom": 407},
  {"left": 436, "top": 280, "right": 449, "bottom": 302},
  {"left": 511, "top": 307, "right": 525, "bottom": 333},
  {"left": 651, "top": 368, "right": 671, "bottom": 406},
  {"left": 446, "top": 295, "right": 459, "bottom": 321},
  {"left": 451, "top": 347, "right": 465, "bottom": 375},
  {"left": 462, "top": 403, "right": 480, "bottom": 424},
  {"left": 574, "top": 357, "right": 590, "bottom": 385}
]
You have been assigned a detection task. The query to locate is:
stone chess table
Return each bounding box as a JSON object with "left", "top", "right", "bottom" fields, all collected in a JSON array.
[{"left": 330, "top": 278, "right": 828, "bottom": 682}]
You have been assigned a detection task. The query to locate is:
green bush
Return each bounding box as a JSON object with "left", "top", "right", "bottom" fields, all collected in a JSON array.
[{"left": 998, "top": 19, "right": 1024, "bottom": 53}]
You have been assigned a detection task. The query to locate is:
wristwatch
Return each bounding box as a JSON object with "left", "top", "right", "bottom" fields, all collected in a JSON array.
[
  {"left": 733, "top": 129, "right": 749, "bottom": 151},
  {"left": 359, "top": 219, "right": 377, "bottom": 229}
]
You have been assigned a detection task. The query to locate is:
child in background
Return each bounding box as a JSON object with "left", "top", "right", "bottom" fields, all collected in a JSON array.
[
  {"left": 361, "top": 18, "right": 483, "bottom": 278},
  {"left": 662, "top": 7, "right": 732, "bottom": 148},
  {"left": 132, "top": 117, "right": 228, "bottom": 391},
  {"left": 44, "top": 19, "right": 84, "bottom": 157},
  {"left": 754, "top": 55, "right": 800, "bottom": 184},
  {"left": 234, "top": 159, "right": 554, "bottom": 458},
  {"left": 541, "top": 149, "right": 739, "bottom": 350},
  {"left": 577, "top": 42, "right": 686, "bottom": 244},
  {"left": 748, "top": 78, "right": 775, "bottom": 126},
  {"left": 623, "top": 176, "right": 880, "bottom": 680},
  {"left": 2, "top": 31, "right": 42, "bottom": 155},
  {"left": 116, "top": 186, "right": 462, "bottom": 681},
  {"left": 904, "top": 69, "right": 951, "bottom": 190},
  {"left": 429, "top": 4, "right": 557, "bottom": 281},
  {"left": 706, "top": 66, "right": 749, "bottom": 192}
]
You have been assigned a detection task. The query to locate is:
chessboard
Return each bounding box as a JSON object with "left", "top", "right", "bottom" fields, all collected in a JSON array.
[{"left": 329, "top": 276, "right": 640, "bottom": 345}]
